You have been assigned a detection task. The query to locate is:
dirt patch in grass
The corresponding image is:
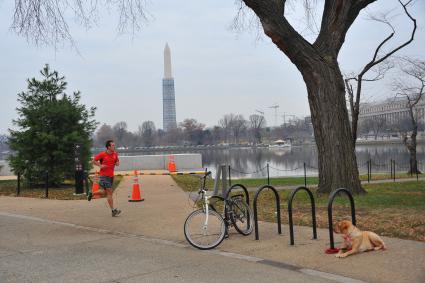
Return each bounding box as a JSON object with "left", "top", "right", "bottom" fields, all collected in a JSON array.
[
  {"left": 282, "top": 206, "right": 425, "bottom": 242},
  {"left": 0, "top": 176, "right": 123, "bottom": 200},
  {"left": 0, "top": 187, "right": 87, "bottom": 200}
]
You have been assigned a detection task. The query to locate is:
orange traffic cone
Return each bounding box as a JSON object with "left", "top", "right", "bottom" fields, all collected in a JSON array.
[
  {"left": 92, "top": 171, "right": 101, "bottom": 199},
  {"left": 129, "top": 170, "right": 144, "bottom": 202},
  {"left": 168, "top": 155, "right": 176, "bottom": 172}
]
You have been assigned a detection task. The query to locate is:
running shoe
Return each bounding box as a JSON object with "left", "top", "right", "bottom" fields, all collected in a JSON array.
[{"left": 112, "top": 208, "right": 121, "bottom": 217}]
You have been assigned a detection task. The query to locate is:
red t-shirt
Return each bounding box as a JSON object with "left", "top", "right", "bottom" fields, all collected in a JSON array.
[{"left": 94, "top": 151, "right": 119, "bottom": 177}]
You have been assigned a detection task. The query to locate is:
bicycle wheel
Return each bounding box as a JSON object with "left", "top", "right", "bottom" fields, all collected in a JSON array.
[
  {"left": 230, "top": 198, "right": 254, "bottom": 236},
  {"left": 184, "top": 209, "right": 226, "bottom": 250}
]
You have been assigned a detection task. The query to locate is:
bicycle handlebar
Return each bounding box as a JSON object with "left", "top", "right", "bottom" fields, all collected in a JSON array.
[
  {"left": 199, "top": 171, "right": 211, "bottom": 179},
  {"left": 198, "top": 170, "right": 211, "bottom": 193}
]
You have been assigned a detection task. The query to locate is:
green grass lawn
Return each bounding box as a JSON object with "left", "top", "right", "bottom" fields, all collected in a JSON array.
[
  {"left": 0, "top": 176, "right": 123, "bottom": 200},
  {"left": 173, "top": 173, "right": 422, "bottom": 191},
  {"left": 172, "top": 175, "right": 425, "bottom": 242},
  {"left": 227, "top": 173, "right": 421, "bottom": 188}
]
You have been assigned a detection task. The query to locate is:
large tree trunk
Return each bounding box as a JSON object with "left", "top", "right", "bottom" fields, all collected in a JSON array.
[
  {"left": 241, "top": 0, "right": 376, "bottom": 194},
  {"left": 303, "top": 61, "right": 365, "bottom": 194}
]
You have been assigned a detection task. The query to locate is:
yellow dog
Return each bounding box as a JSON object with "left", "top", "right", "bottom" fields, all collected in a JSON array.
[{"left": 334, "top": 220, "right": 386, "bottom": 258}]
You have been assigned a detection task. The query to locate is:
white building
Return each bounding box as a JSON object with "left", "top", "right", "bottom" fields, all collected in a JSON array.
[{"left": 358, "top": 97, "right": 425, "bottom": 125}]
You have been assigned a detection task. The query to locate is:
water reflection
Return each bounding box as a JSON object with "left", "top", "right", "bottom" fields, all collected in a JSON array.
[
  {"left": 199, "top": 144, "right": 425, "bottom": 178},
  {"left": 1, "top": 144, "right": 424, "bottom": 178},
  {"left": 201, "top": 147, "right": 318, "bottom": 178}
]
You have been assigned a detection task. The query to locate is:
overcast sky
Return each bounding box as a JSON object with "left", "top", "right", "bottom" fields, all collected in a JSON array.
[{"left": 0, "top": 0, "right": 424, "bottom": 134}]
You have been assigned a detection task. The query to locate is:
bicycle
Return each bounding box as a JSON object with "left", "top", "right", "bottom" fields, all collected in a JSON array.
[{"left": 184, "top": 171, "right": 254, "bottom": 250}]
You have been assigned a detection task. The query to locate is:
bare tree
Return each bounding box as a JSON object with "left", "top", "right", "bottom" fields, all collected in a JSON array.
[
  {"left": 219, "top": 114, "right": 235, "bottom": 144},
  {"left": 249, "top": 114, "right": 266, "bottom": 145},
  {"left": 345, "top": 0, "right": 416, "bottom": 147},
  {"left": 12, "top": 0, "right": 149, "bottom": 47},
  {"left": 393, "top": 58, "right": 425, "bottom": 174},
  {"left": 211, "top": 126, "right": 222, "bottom": 145},
  {"left": 162, "top": 127, "right": 182, "bottom": 146},
  {"left": 357, "top": 118, "right": 372, "bottom": 139},
  {"left": 0, "top": 135, "right": 9, "bottom": 152},
  {"left": 179, "top": 118, "right": 205, "bottom": 145},
  {"left": 95, "top": 123, "right": 115, "bottom": 147},
  {"left": 230, "top": 114, "right": 247, "bottom": 144},
  {"left": 281, "top": 117, "right": 314, "bottom": 143},
  {"left": 367, "top": 117, "right": 387, "bottom": 140},
  {"left": 138, "top": 121, "right": 156, "bottom": 147},
  {"left": 112, "top": 121, "right": 128, "bottom": 146}
]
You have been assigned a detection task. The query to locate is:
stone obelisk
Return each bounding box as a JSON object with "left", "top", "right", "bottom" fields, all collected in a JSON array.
[{"left": 162, "top": 43, "right": 177, "bottom": 131}]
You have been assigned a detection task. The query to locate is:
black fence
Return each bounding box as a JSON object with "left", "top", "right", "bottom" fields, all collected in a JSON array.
[
  {"left": 14, "top": 170, "right": 89, "bottom": 197},
  {"left": 15, "top": 171, "right": 50, "bottom": 198},
  {"left": 228, "top": 159, "right": 423, "bottom": 186}
]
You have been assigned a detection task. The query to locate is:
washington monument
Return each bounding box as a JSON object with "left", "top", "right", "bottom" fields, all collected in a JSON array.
[{"left": 162, "top": 43, "right": 177, "bottom": 131}]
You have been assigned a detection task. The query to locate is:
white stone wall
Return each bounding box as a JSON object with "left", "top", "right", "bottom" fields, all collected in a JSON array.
[
  {"left": 0, "top": 154, "right": 203, "bottom": 176},
  {"left": 118, "top": 154, "right": 202, "bottom": 171}
]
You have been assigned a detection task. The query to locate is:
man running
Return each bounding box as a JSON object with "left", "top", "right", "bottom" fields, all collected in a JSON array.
[{"left": 88, "top": 139, "right": 121, "bottom": 217}]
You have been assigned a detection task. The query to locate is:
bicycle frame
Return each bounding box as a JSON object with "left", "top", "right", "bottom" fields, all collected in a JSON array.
[
  {"left": 197, "top": 171, "right": 213, "bottom": 231},
  {"left": 202, "top": 192, "right": 210, "bottom": 231},
  {"left": 184, "top": 170, "right": 253, "bottom": 249},
  {"left": 196, "top": 171, "right": 250, "bottom": 235},
  {"left": 208, "top": 194, "right": 244, "bottom": 228}
]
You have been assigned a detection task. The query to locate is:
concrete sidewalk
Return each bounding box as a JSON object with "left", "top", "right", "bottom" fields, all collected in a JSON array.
[{"left": 1, "top": 175, "right": 424, "bottom": 283}]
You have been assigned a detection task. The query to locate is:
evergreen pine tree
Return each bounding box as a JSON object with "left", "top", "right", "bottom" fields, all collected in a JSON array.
[{"left": 8, "top": 64, "right": 97, "bottom": 185}]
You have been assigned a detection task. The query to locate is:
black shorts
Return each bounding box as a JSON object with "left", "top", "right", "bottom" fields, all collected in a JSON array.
[{"left": 99, "top": 176, "right": 114, "bottom": 189}]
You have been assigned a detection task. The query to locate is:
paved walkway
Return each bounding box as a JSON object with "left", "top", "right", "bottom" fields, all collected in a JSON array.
[{"left": 0, "top": 175, "right": 424, "bottom": 283}]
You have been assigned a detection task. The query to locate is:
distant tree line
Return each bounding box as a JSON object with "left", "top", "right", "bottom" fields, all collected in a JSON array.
[
  {"left": 0, "top": 135, "right": 9, "bottom": 152},
  {"left": 93, "top": 114, "right": 313, "bottom": 149},
  {"left": 358, "top": 116, "right": 424, "bottom": 141}
]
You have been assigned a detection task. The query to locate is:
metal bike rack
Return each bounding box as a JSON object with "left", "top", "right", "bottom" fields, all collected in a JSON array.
[
  {"left": 327, "top": 188, "right": 356, "bottom": 249},
  {"left": 253, "top": 185, "right": 282, "bottom": 240},
  {"left": 288, "top": 186, "right": 317, "bottom": 245},
  {"left": 225, "top": 183, "right": 251, "bottom": 234},
  {"left": 224, "top": 184, "right": 250, "bottom": 204}
]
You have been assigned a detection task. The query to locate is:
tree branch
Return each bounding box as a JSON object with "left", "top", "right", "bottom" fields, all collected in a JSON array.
[
  {"left": 346, "top": 0, "right": 416, "bottom": 144},
  {"left": 315, "top": 0, "right": 377, "bottom": 55},
  {"left": 363, "top": 1, "right": 416, "bottom": 75},
  {"left": 242, "top": 0, "right": 319, "bottom": 68},
  {"left": 11, "top": 0, "right": 149, "bottom": 47}
]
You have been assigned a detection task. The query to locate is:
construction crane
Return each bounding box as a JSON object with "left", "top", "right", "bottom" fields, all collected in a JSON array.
[
  {"left": 269, "top": 104, "right": 279, "bottom": 127},
  {"left": 282, "top": 113, "right": 296, "bottom": 125},
  {"left": 255, "top": 109, "right": 265, "bottom": 116}
]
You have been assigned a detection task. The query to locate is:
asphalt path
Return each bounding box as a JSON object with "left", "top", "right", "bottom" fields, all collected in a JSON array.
[{"left": 0, "top": 213, "right": 338, "bottom": 283}]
